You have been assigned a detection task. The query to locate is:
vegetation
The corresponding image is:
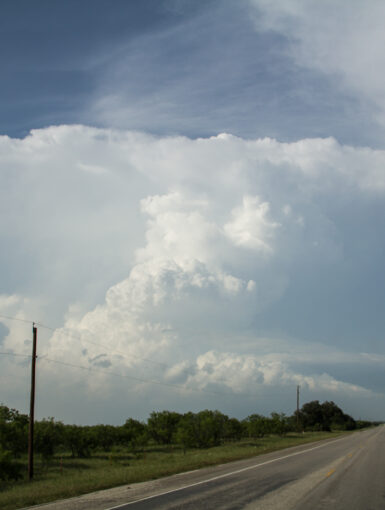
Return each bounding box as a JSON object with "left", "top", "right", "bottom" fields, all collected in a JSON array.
[{"left": 0, "top": 401, "right": 379, "bottom": 510}]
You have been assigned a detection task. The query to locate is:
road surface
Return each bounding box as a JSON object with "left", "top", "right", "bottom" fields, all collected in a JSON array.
[{"left": 29, "top": 426, "right": 385, "bottom": 510}]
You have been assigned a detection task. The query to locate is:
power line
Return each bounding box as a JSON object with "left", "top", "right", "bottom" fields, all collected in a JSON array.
[
  {"left": 0, "top": 314, "right": 192, "bottom": 373},
  {"left": 37, "top": 326, "right": 268, "bottom": 390},
  {"left": 38, "top": 355, "right": 282, "bottom": 400},
  {"left": 0, "top": 351, "right": 31, "bottom": 358},
  {"left": 0, "top": 314, "right": 36, "bottom": 325},
  {"left": 0, "top": 314, "right": 221, "bottom": 382},
  {"left": 1, "top": 315, "right": 283, "bottom": 400},
  {"left": 0, "top": 315, "right": 251, "bottom": 394},
  {"left": 44, "top": 324, "right": 199, "bottom": 377},
  {"left": 0, "top": 346, "right": 278, "bottom": 399},
  {"left": 38, "top": 355, "right": 257, "bottom": 398},
  {"left": 0, "top": 314, "right": 52, "bottom": 331}
]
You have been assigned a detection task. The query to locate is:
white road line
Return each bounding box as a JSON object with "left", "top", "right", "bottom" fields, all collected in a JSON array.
[{"left": 106, "top": 436, "right": 348, "bottom": 509}]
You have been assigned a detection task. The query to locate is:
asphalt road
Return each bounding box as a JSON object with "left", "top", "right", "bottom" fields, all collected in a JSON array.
[{"left": 29, "top": 426, "right": 385, "bottom": 510}]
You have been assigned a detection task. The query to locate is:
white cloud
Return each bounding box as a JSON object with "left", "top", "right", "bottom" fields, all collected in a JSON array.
[
  {"left": 1, "top": 126, "right": 385, "bottom": 421},
  {"left": 224, "top": 195, "right": 280, "bottom": 252},
  {"left": 250, "top": 0, "right": 385, "bottom": 127},
  {"left": 182, "top": 350, "right": 372, "bottom": 397}
]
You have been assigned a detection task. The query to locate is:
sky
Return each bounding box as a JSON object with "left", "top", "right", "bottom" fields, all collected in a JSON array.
[{"left": 1, "top": 0, "right": 385, "bottom": 425}]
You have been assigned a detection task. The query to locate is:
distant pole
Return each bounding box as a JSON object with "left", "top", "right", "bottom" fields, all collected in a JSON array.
[
  {"left": 296, "top": 385, "right": 300, "bottom": 431},
  {"left": 28, "top": 323, "right": 37, "bottom": 480}
]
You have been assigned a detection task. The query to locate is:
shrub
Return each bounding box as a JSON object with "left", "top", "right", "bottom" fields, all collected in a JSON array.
[{"left": 0, "top": 448, "right": 23, "bottom": 481}]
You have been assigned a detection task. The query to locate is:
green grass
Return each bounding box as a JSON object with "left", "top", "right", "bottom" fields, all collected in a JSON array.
[{"left": 0, "top": 432, "right": 348, "bottom": 510}]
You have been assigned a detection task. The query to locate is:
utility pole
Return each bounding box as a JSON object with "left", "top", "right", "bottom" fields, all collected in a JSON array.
[
  {"left": 28, "top": 323, "right": 37, "bottom": 480},
  {"left": 296, "top": 384, "right": 300, "bottom": 431}
]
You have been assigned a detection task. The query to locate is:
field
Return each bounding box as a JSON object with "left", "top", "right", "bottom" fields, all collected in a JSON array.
[{"left": 0, "top": 431, "right": 347, "bottom": 510}]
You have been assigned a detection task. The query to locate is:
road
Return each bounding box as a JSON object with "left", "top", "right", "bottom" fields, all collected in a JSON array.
[{"left": 29, "top": 426, "right": 385, "bottom": 510}]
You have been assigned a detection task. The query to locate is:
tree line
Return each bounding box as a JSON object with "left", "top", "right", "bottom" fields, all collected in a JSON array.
[{"left": 0, "top": 400, "right": 378, "bottom": 480}]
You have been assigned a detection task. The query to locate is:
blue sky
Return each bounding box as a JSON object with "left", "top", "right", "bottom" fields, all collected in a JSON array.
[
  {"left": 2, "top": 0, "right": 383, "bottom": 146},
  {"left": 1, "top": 0, "right": 385, "bottom": 424}
]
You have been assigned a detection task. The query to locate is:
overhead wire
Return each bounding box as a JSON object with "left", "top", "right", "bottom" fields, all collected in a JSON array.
[
  {"left": 0, "top": 344, "right": 272, "bottom": 399},
  {"left": 1, "top": 314, "right": 191, "bottom": 372},
  {"left": 0, "top": 314, "right": 36, "bottom": 325},
  {"left": 0, "top": 314, "right": 282, "bottom": 400},
  {"left": 40, "top": 322, "right": 200, "bottom": 377},
  {"left": 0, "top": 314, "right": 224, "bottom": 382},
  {"left": 38, "top": 356, "right": 262, "bottom": 398},
  {"left": 38, "top": 325, "right": 264, "bottom": 389},
  {"left": 0, "top": 315, "right": 240, "bottom": 395},
  {"left": 0, "top": 351, "right": 31, "bottom": 358}
]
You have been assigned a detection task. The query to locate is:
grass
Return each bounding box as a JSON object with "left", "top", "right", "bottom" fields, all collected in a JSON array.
[{"left": 0, "top": 431, "right": 348, "bottom": 510}]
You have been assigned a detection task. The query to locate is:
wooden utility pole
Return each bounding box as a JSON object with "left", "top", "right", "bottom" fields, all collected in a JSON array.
[
  {"left": 296, "top": 384, "right": 300, "bottom": 431},
  {"left": 28, "top": 323, "right": 37, "bottom": 480}
]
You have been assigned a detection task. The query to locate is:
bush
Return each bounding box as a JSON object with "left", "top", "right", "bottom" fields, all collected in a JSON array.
[
  {"left": 270, "top": 413, "right": 290, "bottom": 436},
  {"left": 120, "top": 419, "right": 148, "bottom": 452},
  {"left": 299, "top": 401, "right": 356, "bottom": 432},
  {"left": 35, "top": 418, "right": 65, "bottom": 462},
  {"left": 0, "top": 448, "right": 23, "bottom": 481},
  {"left": 0, "top": 404, "right": 28, "bottom": 457},
  {"left": 63, "top": 425, "right": 93, "bottom": 458},
  {"left": 224, "top": 418, "right": 243, "bottom": 441},
  {"left": 148, "top": 411, "right": 182, "bottom": 445},
  {"left": 244, "top": 414, "right": 270, "bottom": 438},
  {"left": 175, "top": 410, "right": 228, "bottom": 449}
]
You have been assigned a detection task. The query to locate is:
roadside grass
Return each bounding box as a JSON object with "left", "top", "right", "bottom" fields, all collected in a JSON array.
[{"left": 0, "top": 431, "right": 347, "bottom": 510}]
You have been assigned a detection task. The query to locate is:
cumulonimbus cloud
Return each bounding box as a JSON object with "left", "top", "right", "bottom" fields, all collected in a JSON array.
[{"left": 1, "top": 126, "right": 385, "bottom": 421}]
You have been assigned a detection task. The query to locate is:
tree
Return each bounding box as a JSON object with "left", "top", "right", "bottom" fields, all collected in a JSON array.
[
  {"left": 0, "top": 404, "right": 28, "bottom": 457},
  {"left": 194, "top": 410, "right": 227, "bottom": 447},
  {"left": 244, "top": 414, "right": 270, "bottom": 439},
  {"left": 321, "top": 401, "right": 356, "bottom": 430},
  {"left": 224, "top": 417, "right": 243, "bottom": 441},
  {"left": 63, "top": 425, "right": 93, "bottom": 457},
  {"left": 175, "top": 410, "right": 228, "bottom": 449},
  {"left": 120, "top": 418, "right": 148, "bottom": 451},
  {"left": 299, "top": 400, "right": 356, "bottom": 431},
  {"left": 0, "top": 447, "right": 23, "bottom": 481},
  {"left": 35, "top": 418, "right": 64, "bottom": 462},
  {"left": 148, "top": 411, "right": 182, "bottom": 445},
  {"left": 175, "top": 413, "right": 196, "bottom": 452},
  {"left": 270, "top": 412, "right": 289, "bottom": 436},
  {"left": 300, "top": 401, "right": 327, "bottom": 431},
  {"left": 90, "top": 425, "right": 118, "bottom": 451}
]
